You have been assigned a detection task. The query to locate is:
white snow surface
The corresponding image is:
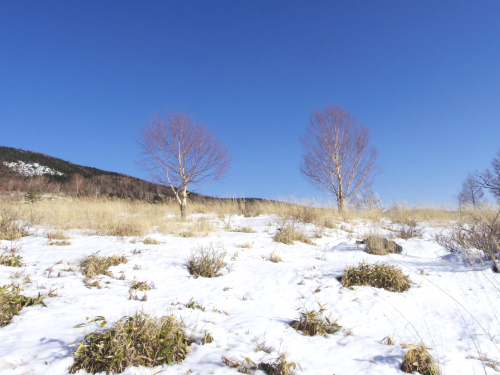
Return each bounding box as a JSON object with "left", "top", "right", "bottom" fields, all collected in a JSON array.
[
  {"left": 3, "top": 161, "right": 64, "bottom": 176},
  {"left": 1, "top": 214, "right": 499, "bottom": 375}
]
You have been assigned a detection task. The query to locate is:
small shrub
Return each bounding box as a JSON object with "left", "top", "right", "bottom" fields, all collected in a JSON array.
[
  {"left": 0, "top": 252, "right": 24, "bottom": 267},
  {"left": 397, "top": 219, "right": 424, "bottom": 239},
  {"left": 341, "top": 261, "right": 411, "bottom": 292},
  {"left": 273, "top": 220, "right": 313, "bottom": 245},
  {"left": 143, "top": 237, "right": 159, "bottom": 245},
  {"left": 24, "top": 187, "right": 42, "bottom": 203},
  {"left": 186, "top": 297, "right": 206, "bottom": 311},
  {"left": 435, "top": 214, "right": 500, "bottom": 266},
  {"left": 80, "top": 252, "right": 128, "bottom": 278},
  {"left": 187, "top": 244, "right": 226, "bottom": 278},
  {"left": 0, "top": 284, "right": 45, "bottom": 327},
  {"left": 69, "top": 313, "right": 191, "bottom": 374},
  {"left": 364, "top": 235, "right": 402, "bottom": 255},
  {"left": 290, "top": 303, "right": 340, "bottom": 336},
  {"left": 48, "top": 240, "right": 71, "bottom": 246},
  {"left": 401, "top": 344, "right": 440, "bottom": 375}
]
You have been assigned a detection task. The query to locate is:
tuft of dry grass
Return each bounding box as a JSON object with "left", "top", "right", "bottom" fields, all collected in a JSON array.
[
  {"left": 0, "top": 252, "right": 24, "bottom": 267},
  {"left": 401, "top": 343, "right": 440, "bottom": 375},
  {"left": 364, "top": 235, "right": 403, "bottom": 255},
  {"left": 48, "top": 240, "right": 71, "bottom": 246},
  {"left": 0, "top": 284, "right": 45, "bottom": 327},
  {"left": 46, "top": 230, "right": 69, "bottom": 240},
  {"left": 69, "top": 312, "right": 191, "bottom": 374},
  {"left": 143, "top": 237, "right": 160, "bottom": 245},
  {"left": 130, "top": 279, "right": 155, "bottom": 291},
  {"left": 80, "top": 252, "right": 128, "bottom": 278},
  {"left": 187, "top": 243, "right": 227, "bottom": 278},
  {"left": 233, "top": 226, "right": 256, "bottom": 233},
  {"left": 290, "top": 304, "right": 340, "bottom": 336},
  {"left": 273, "top": 219, "right": 313, "bottom": 245},
  {"left": 265, "top": 250, "right": 282, "bottom": 263},
  {"left": 258, "top": 353, "right": 302, "bottom": 375},
  {"left": 341, "top": 261, "right": 411, "bottom": 292},
  {"left": 0, "top": 207, "right": 28, "bottom": 240}
]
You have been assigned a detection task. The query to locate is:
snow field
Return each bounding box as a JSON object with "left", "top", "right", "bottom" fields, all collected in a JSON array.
[{"left": 0, "top": 214, "right": 499, "bottom": 374}]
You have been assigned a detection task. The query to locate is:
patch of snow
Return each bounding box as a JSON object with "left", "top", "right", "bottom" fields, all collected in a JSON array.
[{"left": 3, "top": 161, "right": 64, "bottom": 176}]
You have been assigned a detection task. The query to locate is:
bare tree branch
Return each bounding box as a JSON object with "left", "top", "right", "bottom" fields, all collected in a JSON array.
[{"left": 300, "top": 105, "right": 378, "bottom": 213}]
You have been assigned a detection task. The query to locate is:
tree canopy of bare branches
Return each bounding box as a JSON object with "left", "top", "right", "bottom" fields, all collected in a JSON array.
[
  {"left": 300, "top": 105, "right": 378, "bottom": 213},
  {"left": 138, "top": 111, "right": 231, "bottom": 217},
  {"left": 476, "top": 149, "right": 500, "bottom": 202},
  {"left": 457, "top": 173, "right": 484, "bottom": 208}
]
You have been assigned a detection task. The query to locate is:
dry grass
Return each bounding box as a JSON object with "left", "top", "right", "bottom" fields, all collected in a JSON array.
[
  {"left": 48, "top": 240, "right": 71, "bottom": 246},
  {"left": 290, "top": 304, "right": 340, "bottom": 336},
  {"left": 401, "top": 343, "right": 440, "bottom": 375},
  {"left": 80, "top": 252, "right": 128, "bottom": 278},
  {"left": 69, "top": 312, "right": 191, "bottom": 374},
  {"left": 0, "top": 284, "right": 45, "bottom": 327},
  {"left": 0, "top": 252, "right": 24, "bottom": 267},
  {"left": 265, "top": 250, "right": 282, "bottom": 263},
  {"left": 0, "top": 207, "right": 28, "bottom": 240},
  {"left": 221, "top": 353, "right": 300, "bottom": 375},
  {"left": 273, "top": 219, "right": 313, "bottom": 245},
  {"left": 130, "top": 279, "right": 155, "bottom": 291},
  {"left": 143, "top": 237, "right": 160, "bottom": 245},
  {"left": 341, "top": 261, "right": 411, "bottom": 292},
  {"left": 46, "top": 230, "right": 69, "bottom": 240},
  {"left": 396, "top": 218, "right": 424, "bottom": 239},
  {"left": 187, "top": 243, "right": 227, "bottom": 278},
  {"left": 364, "top": 235, "right": 403, "bottom": 255}
]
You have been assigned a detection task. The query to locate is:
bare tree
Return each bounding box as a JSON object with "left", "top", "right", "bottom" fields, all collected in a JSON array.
[
  {"left": 300, "top": 105, "right": 378, "bottom": 213},
  {"left": 458, "top": 173, "right": 484, "bottom": 208},
  {"left": 138, "top": 111, "right": 231, "bottom": 218},
  {"left": 476, "top": 149, "right": 500, "bottom": 202},
  {"left": 71, "top": 173, "right": 85, "bottom": 196}
]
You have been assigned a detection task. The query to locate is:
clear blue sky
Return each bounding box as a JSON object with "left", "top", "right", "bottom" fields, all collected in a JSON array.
[{"left": 1, "top": 1, "right": 499, "bottom": 206}]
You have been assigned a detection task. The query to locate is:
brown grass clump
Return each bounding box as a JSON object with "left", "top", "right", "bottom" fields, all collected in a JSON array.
[
  {"left": 69, "top": 312, "right": 191, "bottom": 374},
  {"left": 48, "top": 240, "right": 71, "bottom": 246},
  {"left": 187, "top": 244, "right": 227, "bottom": 278},
  {"left": 0, "top": 284, "right": 45, "bottom": 327},
  {"left": 258, "top": 353, "right": 302, "bottom": 375},
  {"left": 143, "top": 237, "right": 160, "bottom": 245},
  {"left": 290, "top": 304, "right": 340, "bottom": 336},
  {"left": 47, "top": 230, "right": 69, "bottom": 240},
  {"left": 341, "top": 261, "right": 411, "bottom": 292},
  {"left": 0, "top": 207, "right": 28, "bottom": 240},
  {"left": 80, "top": 252, "right": 128, "bottom": 278},
  {"left": 130, "top": 279, "right": 155, "bottom": 291},
  {"left": 233, "top": 226, "right": 256, "bottom": 233},
  {"left": 265, "top": 250, "right": 282, "bottom": 263},
  {"left": 0, "top": 252, "right": 24, "bottom": 267},
  {"left": 364, "top": 235, "right": 403, "bottom": 255},
  {"left": 401, "top": 344, "right": 440, "bottom": 375},
  {"left": 273, "top": 220, "right": 313, "bottom": 245}
]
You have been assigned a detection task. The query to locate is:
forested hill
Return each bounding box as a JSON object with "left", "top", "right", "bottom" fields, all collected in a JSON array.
[{"left": 0, "top": 145, "right": 123, "bottom": 179}]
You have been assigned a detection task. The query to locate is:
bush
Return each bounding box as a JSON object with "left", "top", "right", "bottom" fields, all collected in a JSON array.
[
  {"left": 273, "top": 219, "right": 313, "bottom": 245},
  {"left": 187, "top": 244, "right": 226, "bottom": 278},
  {"left": 340, "top": 261, "right": 411, "bottom": 292},
  {"left": 401, "top": 344, "right": 440, "bottom": 375},
  {"left": 290, "top": 304, "right": 340, "bottom": 336},
  {"left": 0, "top": 284, "right": 45, "bottom": 327},
  {"left": 69, "top": 312, "right": 191, "bottom": 374},
  {"left": 364, "top": 235, "right": 402, "bottom": 255},
  {"left": 80, "top": 252, "right": 128, "bottom": 278},
  {"left": 397, "top": 219, "right": 424, "bottom": 239},
  {"left": 435, "top": 214, "right": 500, "bottom": 267},
  {"left": 24, "top": 187, "right": 41, "bottom": 203}
]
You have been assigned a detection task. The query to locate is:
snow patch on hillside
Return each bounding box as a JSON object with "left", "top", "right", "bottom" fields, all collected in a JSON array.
[{"left": 3, "top": 161, "right": 64, "bottom": 176}]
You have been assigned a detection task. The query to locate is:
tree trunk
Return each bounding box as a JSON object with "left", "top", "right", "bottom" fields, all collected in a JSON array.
[
  {"left": 337, "top": 197, "right": 344, "bottom": 213},
  {"left": 180, "top": 187, "right": 188, "bottom": 219}
]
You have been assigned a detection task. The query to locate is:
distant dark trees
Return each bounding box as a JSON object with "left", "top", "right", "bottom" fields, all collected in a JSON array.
[{"left": 457, "top": 173, "right": 484, "bottom": 208}]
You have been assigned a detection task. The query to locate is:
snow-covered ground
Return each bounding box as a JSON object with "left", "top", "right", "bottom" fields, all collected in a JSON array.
[
  {"left": 3, "top": 161, "right": 64, "bottom": 176},
  {"left": 1, "top": 214, "right": 499, "bottom": 375}
]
